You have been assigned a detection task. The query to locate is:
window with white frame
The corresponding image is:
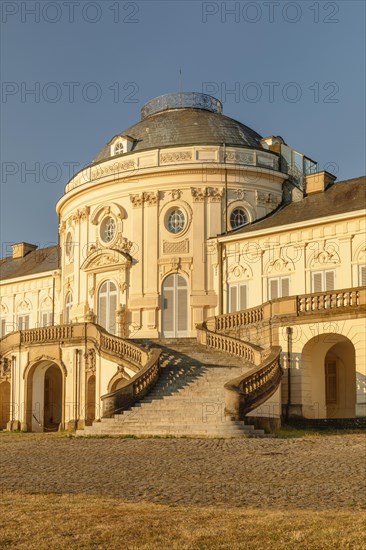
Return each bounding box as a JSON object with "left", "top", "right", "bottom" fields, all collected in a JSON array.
[
  {"left": 359, "top": 265, "right": 366, "bottom": 287},
  {"left": 64, "top": 292, "right": 73, "bottom": 324},
  {"left": 17, "top": 315, "right": 29, "bottom": 330},
  {"left": 114, "top": 141, "right": 124, "bottom": 155},
  {"left": 41, "top": 311, "right": 53, "bottom": 327},
  {"left": 98, "top": 280, "right": 117, "bottom": 334},
  {"left": 228, "top": 283, "right": 247, "bottom": 313},
  {"left": 312, "top": 270, "right": 335, "bottom": 292},
  {"left": 100, "top": 216, "right": 117, "bottom": 244},
  {"left": 268, "top": 276, "right": 290, "bottom": 300}
]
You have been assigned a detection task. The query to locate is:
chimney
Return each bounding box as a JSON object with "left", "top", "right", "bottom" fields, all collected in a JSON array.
[
  {"left": 12, "top": 242, "right": 38, "bottom": 259},
  {"left": 305, "top": 171, "right": 336, "bottom": 195}
]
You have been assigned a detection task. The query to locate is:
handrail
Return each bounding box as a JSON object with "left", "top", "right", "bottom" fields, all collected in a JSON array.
[
  {"left": 101, "top": 349, "right": 161, "bottom": 418},
  {"left": 203, "top": 286, "right": 365, "bottom": 334},
  {"left": 0, "top": 322, "right": 161, "bottom": 420},
  {"left": 297, "top": 288, "right": 361, "bottom": 313},
  {"left": 224, "top": 347, "right": 282, "bottom": 418},
  {"left": 198, "top": 286, "right": 365, "bottom": 420},
  {"left": 196, "top": 325, "right": 262, "bottom": 365},
  {"left": 0, "top": 323, "right": 149, "bottom": 367}
]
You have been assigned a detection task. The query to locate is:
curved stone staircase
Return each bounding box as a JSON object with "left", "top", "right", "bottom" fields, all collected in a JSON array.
[{"left": 80, "top": 339, "right": 265, "bottom": 437}]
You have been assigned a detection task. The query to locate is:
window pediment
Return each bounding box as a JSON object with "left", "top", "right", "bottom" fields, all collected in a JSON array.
[{"left": 81, "top": 249, "right": 131, "bottom": 273}]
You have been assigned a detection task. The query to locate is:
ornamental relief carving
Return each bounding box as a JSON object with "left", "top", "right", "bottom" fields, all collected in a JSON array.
[
  {"left": 0, "top": 358, "right": 11, "bottom": 381},
  {"left": 207, "top": 187, "right": 224, "bottom": 202},
  {"left": 169, "top": 189, "right": 182, "bottom": 201},
  {"left": 143, "top": 191, "right": 159, "bottom": 206},
  {"left": 163, "top": 239, "right": 189, "bottom": 254},
  {"left": 67, "top": 206, "right": 91, "bottom": 225},
  {"left": 90, "top": 160, "right": 136, "bottom": 181},
  {"left": 84, "top": 349, "right": 96, "bottom": 373},
  {"left": 158, "top": 257, "right": 193, "bottom": 279},
  {"left": 16, "top": 298, "right": 32, "bottom": 313},
  {"left": 191, "top": 187, "right": 207, "bottom": 202},
  {"left": 312, "top": 249, "right": 340, "bottom": 267},
  {"left": 226, "top": 151, "right": 255, "bottom": 165},
  {"left": 160, "top": 151, "right": 192, "bottom": 164},
  {"left": 130, "top": 193, "right": 144, "bottom": 208},
  {"left": 59, "top": 221, "right": 66, "bottom": 234},
  {"left": 88, "top": 273, "right": 95, "bottom": 298},
  {"left": 267, "top": 257, "right": 294, "bottom": 275},
  {"left": 235, "top": 189, "right": 246, "bottom": 201},
  {"left": 228, "top": 264, "right": 253, "bottom": 281},
  {"left": 114, "top": 233, "right": 133, "bottom": 254}
]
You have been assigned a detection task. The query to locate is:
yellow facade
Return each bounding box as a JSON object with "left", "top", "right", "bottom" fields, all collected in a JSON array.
[{"left": 0, "top": 93, "right": 365, "bottom": 432}]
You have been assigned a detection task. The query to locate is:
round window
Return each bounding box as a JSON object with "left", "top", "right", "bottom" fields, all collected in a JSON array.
[
  {"left": 100, "top": 216, "right": 116, "bottom": 243},
  {"left": 230, "top": 208, "right": 248, "bottom": 230},
  {"left": 167, "top": 208, "right": 185, "bottom": 234},
  {"left": 65, "top": 233, "right": 73, "bottom": 260}
]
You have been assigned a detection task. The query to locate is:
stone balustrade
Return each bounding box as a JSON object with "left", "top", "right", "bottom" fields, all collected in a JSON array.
[
  {"left": 224, "top": 347, "right": 282, "bottom": 419},
  {"left": 198, "top": 286, "right": 365, "bottom": 420},
  {"left": 0, "top": 322, "right": 160, "bottom": 421},
  {"left": 101, "top": 349, "right": 161, "bottom": 417},
  {"left": 297, "top": 288, "right": 361, "bottom": 313}
]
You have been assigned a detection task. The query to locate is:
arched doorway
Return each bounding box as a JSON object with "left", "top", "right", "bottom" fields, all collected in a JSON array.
[
  {"left": 0, "top": 381, "right": 11, "bottom": 429},
  {"left": 301, "top": 334, "right": 356, "bottom": 419},
  {"left": 44, "top": 365, "right": 62, "bottom": 431},
  {"left": 85, "top": 375, "right": 96, "bottom": 425},
  {"left": 98, "top": 280, "right": 117, "bottom": 334},
  {"left": 162, "top": 274, "right": 188, "bottom": 337},
  {"left": 25, "top": 360, "right": 64, "bottom": 432}
]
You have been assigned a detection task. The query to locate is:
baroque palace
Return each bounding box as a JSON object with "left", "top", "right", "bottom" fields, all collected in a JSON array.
[{"left": 0, "top": 92, "right": 365, "bottom": 435}]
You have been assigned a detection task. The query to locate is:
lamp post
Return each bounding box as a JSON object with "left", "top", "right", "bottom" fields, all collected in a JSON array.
[{"left": 285, "top": 327, "right": 293, "bottom": 422}]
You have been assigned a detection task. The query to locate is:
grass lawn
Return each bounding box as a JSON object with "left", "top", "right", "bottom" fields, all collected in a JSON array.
[{"left": 0, "top": 492, "right": 365, "bottom": 549}]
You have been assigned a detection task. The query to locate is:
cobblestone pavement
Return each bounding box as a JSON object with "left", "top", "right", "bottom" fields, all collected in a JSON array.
[{"left": 0, "top": 434, "right": 365, "bottom": 510}]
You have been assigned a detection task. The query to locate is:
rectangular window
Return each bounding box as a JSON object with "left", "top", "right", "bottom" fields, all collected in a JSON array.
[
  {"left": 17, "top": 315, "right": 30, "bottom": 330},
  {"left": 359, "top": 265, "right": 366, "bottom": 287},
  {"left": 0, "top": 319, "right": 6, "bottom": 338},
  {"left": 41, "top": 312, "right": 53, "bottom": 327},
  {"left": 312, "top": 270, "right": 335, "bottom": 292},
  {"left": 268, "top": 277, "right": 290, "bottom": 300},
  {"left": 228, "top": 283, "right": 247, "bottom": 312},
  {"left": 325, "top": 361, "right": 337, "bottom": 404}
]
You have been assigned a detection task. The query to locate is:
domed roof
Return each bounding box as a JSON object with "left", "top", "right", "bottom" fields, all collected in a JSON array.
[{"left": 93, "top": 92, "right": 264, "bottom": 164}]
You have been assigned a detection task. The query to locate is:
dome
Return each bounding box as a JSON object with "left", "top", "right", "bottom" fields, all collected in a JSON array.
[{"left": 93, "top": 92, "right": 263, "bottom": 163}]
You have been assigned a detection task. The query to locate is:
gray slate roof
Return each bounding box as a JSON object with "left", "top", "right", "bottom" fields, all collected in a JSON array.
[
  {"left": 221, "top": 176, "right": 366, "bottom": 237},
  {"left": 93, "top": 108, "right": 264, "bottom": 163},
  {"left": 0, "top": 246, "right": 60, "bottom": 281}
]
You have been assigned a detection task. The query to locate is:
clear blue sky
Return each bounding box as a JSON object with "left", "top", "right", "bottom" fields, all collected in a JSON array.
[{"left": 1, "top": 0, "right": 365, "bottom": 255}]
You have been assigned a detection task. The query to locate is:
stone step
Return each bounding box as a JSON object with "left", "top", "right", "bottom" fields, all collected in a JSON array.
[{"left": 78, "top": 338, "right": 266, "bottom": 438}]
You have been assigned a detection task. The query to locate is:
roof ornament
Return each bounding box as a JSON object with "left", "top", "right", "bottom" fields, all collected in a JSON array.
[{"left": 140, "top": 92, "right": 223, "bottom": 120}]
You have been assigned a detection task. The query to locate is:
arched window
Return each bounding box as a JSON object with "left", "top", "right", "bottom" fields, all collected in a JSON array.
[
  {"left": 98, "top": 281, "right": 117, "bottom": 334},
  {"left": 64, "top": 292, "right": 73, "bottom": 324}
]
